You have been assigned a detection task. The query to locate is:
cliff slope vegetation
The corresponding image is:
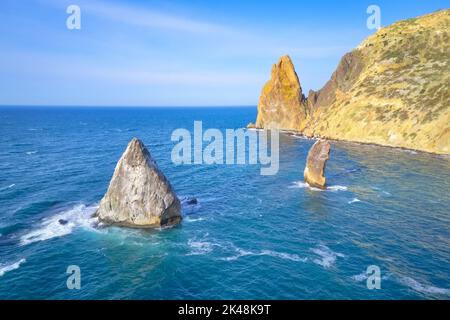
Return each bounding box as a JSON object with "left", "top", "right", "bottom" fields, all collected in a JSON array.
[{"left": 253, "top": 10, "right": 450, "bottom": 154}]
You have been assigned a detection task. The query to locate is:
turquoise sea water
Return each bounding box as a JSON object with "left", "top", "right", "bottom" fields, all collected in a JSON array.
[{"left": 0, "top": 106, "right": 449, "bottom": 299}]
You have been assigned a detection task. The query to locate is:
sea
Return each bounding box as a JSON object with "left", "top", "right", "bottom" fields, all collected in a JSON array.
[{"left": 0, "top": 106, "right": 449, "bottom": 299}]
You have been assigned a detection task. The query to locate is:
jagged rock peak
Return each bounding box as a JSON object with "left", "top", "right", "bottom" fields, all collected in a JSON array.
[
  {"left": 255, "top": 55, "right": 308, "bottom": 131},
  {"left": 96, "top": 138, "right": 181, "bottom": 228}
]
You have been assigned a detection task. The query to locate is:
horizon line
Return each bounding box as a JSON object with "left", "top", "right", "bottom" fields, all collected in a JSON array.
[{"left": 0, "top": 104, "right": 257, "bottom": 109}]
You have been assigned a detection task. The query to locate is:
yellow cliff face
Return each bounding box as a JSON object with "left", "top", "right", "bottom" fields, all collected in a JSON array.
[
  {"left": 254, "top": 10, "right": 450, "bottom": 154},
  {"left": 255, "top": 55, "right": 308, "bottom": 131}
]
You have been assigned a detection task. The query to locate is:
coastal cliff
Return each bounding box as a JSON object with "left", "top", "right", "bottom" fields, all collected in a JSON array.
[{"left": 252, "top": 10, "right": 450, "bottom": 154}]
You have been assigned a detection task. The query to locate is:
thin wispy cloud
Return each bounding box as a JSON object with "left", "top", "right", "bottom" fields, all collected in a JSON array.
[
  {"left": 43, "top": 0, "right": 236, "bottom": 35},
  {"left": 4, "top": 0, "right": 438, "bottom": 106}
]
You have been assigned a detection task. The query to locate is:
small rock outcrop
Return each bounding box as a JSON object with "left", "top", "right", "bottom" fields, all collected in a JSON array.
[
  {"left": 255, "top": 55, "right": 308, "bottom": 131},
  {"left": 96, "top": 138, "right": 181, "bottom": 228},
  {"left": 304, "top": 140, "right": 331, "bottom": 189}
]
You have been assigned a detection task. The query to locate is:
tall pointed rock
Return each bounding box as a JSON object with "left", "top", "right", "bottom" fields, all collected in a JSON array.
[
  {"left": 255, "top": 55, "right": 308, "bottom": 131},
  {"left": 304, "top": 140, "right": 331, "bottom": 189},
  {"left": 96, "top": 138, "right": 181, "bottom": 228}
]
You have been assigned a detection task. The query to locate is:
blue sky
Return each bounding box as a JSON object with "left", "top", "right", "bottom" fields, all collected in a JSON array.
[{"left": 0, "top": 0, "right": 448, "bottom": 106}]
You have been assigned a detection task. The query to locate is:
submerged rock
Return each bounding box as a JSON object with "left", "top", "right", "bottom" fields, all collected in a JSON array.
[
  {"left": 96, "top": 138, "right": 181, "bottom": 228},
  {"left": 185, "top": 197, "right": 198, "bottom": 205},
  {"left": 58, "top": 219, "right": 68, "bottom": 225},
  {"left": 304, "top": 140, "right": 331, "bottom": 189}
]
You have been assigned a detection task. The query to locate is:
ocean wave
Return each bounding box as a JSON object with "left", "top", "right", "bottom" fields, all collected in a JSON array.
[
  {"left": 0, "top": 258, "right": 26, "bottom": 277},
  {"left": 291, "top": 135, "right": 310, "bottom": 140},
  {"left": 399, "top": 277, "right": 450, "bottom": 295},
  {"left": 327, "top": 185, "right": 348, "bottom": 191},
  {"left": 184, "top": 216, "right": 205, "bottom": 223},
  {"left": 0, "top": 184, "right": 15, "bottom": 191},
  {"left": 260, "top": 250, "right": 308, "bottom": 262},
  {"left": 289, "top": 181, "right": 348, "bottom": 192},
  {"left": 26, "top": 151, "right": 37, "bottom": 155},
  {"left": 352, "top": 272, "right": 368, "bottom": 282},
  {"left": 221, "top": 247, "right": 307, "bottom": 262},
  {"left": 187, "top": 239, "right": 216, "bottom": 255},
  {"left": 20, "top": 204, "right": 98, "bottom": 246},
  {"left": 352, "top": 271, "right": 390, "bottom": 282},
  {"left": 311, "top": 245, "right": 344, "bottom": 268},
  {"left": 348, "top": 198, "right": 361, "bottom": 204}
]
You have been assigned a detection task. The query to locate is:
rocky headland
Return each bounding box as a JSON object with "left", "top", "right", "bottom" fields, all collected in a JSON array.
[{"left": 251, "top": 10, "right": 450, "bottom": 155}]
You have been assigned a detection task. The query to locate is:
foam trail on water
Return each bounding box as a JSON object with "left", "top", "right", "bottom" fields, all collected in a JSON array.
[
  {"left": 0, "top": 258, "right": 26, "bottom": 277},
  {"left": 289, "top": 181, "right": 348, "bottom": 192},
  {"left": 20, "top": 204, "right": 98, "bottom": 246},
  {"left": 184, "top": 216, "right": 205, "bottom": 223},
  {"left": 348, "top": 198, "right": 361, "bottom": 204},
  {"left": 327, "top": 185, "right": 348, "bottom": 191},
  {"left": 221, "top": 247, "right": 307, "bottom": 262},
  {"left": 187, "top": 239, "right": 217, "bottom": 255},
  {"left": 0, "top": 184, "right": 15, "bottom": 191},
  {"left": 352, "top": 271, "right": 390, "bottom": 282},
  {"left": 399, "top": 277, "right": 450, "bottom": 295},
  {"left": 311, "top": 245, "right": 344, "bottom": 268}
]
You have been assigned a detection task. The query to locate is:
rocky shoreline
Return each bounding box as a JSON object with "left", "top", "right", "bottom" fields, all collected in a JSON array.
[{"left": 250, "top": 10, "right": 450, "bottom": 155}]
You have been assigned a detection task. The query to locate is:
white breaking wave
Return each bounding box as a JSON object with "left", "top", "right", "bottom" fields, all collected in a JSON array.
[
  {"left": 289, "top": 181, "right": 348, "bottom": 192},
  {"left": 327, "top": 185, "right": 348, "bottom": 191},
  {"left": 0, "top": 184, "right": 15, "bottom": 191},
  {"left": 0, "top": 258, "right": 26, "bottom": 277},
  {"left": 221, "top": 248, "right": 307, "bottom": 262},
  {"left": 187, "top": 239, "right": 216, "bottom": 255},
  {"left": 259, "top": 250, "right": 308, "bottom": 262},
  {"left": 20, "top": 204, "right": 98, "bottom": 246},
  {"left": 311, "top": 245, "right": 345, "bottom": 268},
  {"left": 26, "top": 151, "right": 37, "bottom": 155},
  {"left": 352, "top": 271, "right": 390, "bottom": 282},
  {"left": 348, "top": 198, "right": 361, "bottom": 204},
  {"left": 352, "top": 272, "right": 368, "bottom": 282},
  {"left": 399, "top": 277, "right": 450, "bottom": 295},
  {"left": 184, "top": 216, "right": 205, "bottom": 223}
]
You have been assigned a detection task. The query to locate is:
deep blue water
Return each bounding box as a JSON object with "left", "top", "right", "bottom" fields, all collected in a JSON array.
[{"left": 0, "top": 106, "right": 449, "bottom": 299}]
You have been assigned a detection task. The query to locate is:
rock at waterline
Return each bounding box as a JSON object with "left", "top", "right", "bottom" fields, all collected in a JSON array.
[
  {"left": 304, "top": 140, "right": 331, "bottom": 189},
  {"left": 185, "top": 197, "right": 198, "bottom": 205},
  {"left": 95, "top": 138, "right": 181, "bottom": 228}
]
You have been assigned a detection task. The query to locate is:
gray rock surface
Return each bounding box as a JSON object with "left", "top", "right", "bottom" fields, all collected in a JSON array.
[
  {"left": 304, "top": 140, "right": 331, "bottom": 189},
  {"left": 96, "top": 138, "right": 181, "bottom": 228}
]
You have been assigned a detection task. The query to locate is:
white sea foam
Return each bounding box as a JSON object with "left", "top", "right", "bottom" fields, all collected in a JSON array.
[
  {"left": 352, "top": 272, "right": 368, "bottom": 282},
  {"left": 221, "top": 247, "right": 307, "bottom": 262},
  {"left": 187, "top": 239, "right": 215, "bottom": 255},
  {"left": 311, "top": 245, "right": 344, "bottom": 268},
  {"left": 289, "top": 181, "right": 348, "bottom": 192},
  {"left": 26, "top": 151, "right": 37, "bottom": 155},
  {"left": 0, "top": 184, "right": 15, "bottom": 191},
  {"left": 259, "top": 250, "right": 308, "bottom": 262},
  {"left": 221, "top": 248, "right": 254, "bottom": 261},
  {"left": 327, "top": 185, "right": 348, "bottom": 191},
  {"left": 399, "top": 277, "right": 450, "bottom": 295},
  {"left": 0, "top": 258, "right": 26, "bottom": 277},
  {"left": 20, "top": 204, "right": 98, "bottom": 246},
  {"left": 184, "top": 216, "right": 205, "bottom": 223},
  {"left": 292, "top": 135, "right": 310, "bottom": 140},
  {"left": 348, "top": 198, "right": 361, "bottom": 204},
  {"left": 352, "top": 271, "right": 390, "bottom": 282}
]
